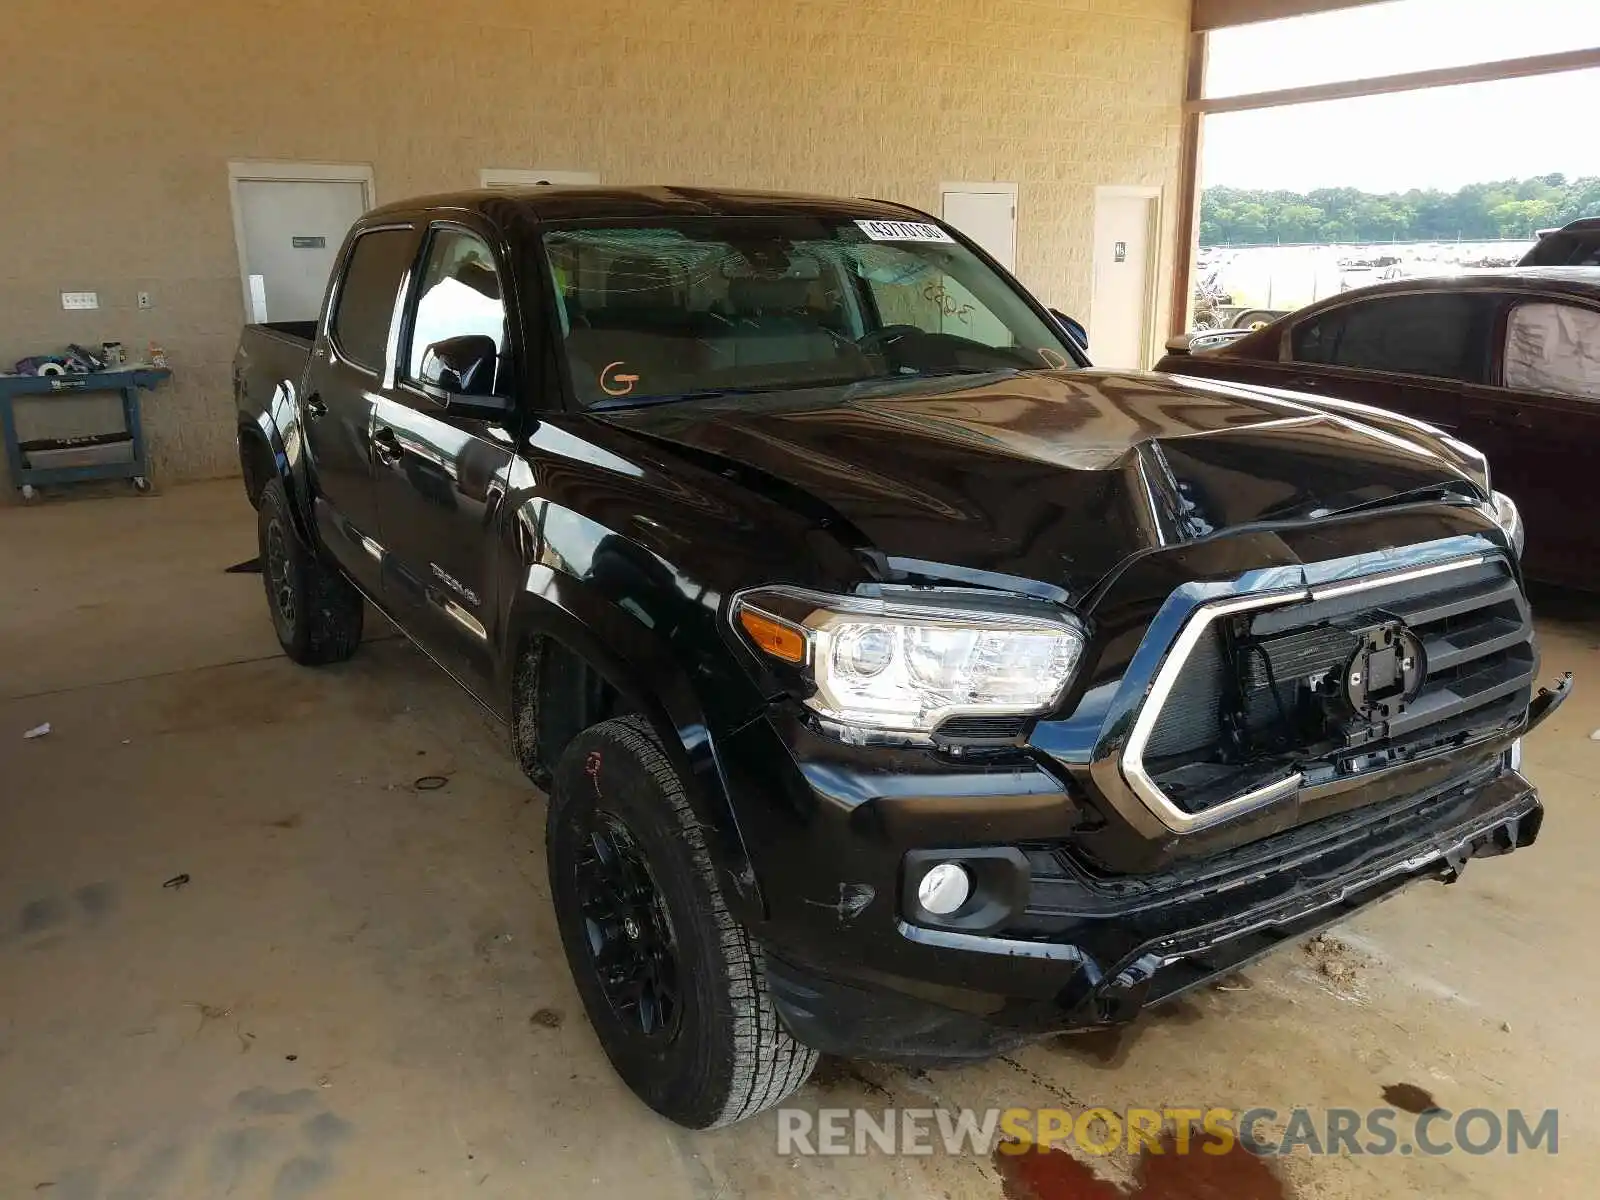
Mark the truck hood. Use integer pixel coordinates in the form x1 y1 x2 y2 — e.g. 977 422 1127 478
592 369 1484 599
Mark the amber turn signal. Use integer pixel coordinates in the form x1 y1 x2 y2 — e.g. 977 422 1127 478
739 608 807 663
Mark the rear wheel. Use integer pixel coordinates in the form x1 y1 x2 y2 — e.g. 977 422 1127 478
257 478 363 665
546 715 816 1127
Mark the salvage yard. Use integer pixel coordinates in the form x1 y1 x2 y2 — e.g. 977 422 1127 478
2 482 1597 1199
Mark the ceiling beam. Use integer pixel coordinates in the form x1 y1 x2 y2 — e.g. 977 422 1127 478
1189 45 1600 113
1192 0 1388 32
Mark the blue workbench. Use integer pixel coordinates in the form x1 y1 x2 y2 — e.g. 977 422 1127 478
0 366 169 499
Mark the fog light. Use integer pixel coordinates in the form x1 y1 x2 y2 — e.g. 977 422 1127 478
917 862 971 915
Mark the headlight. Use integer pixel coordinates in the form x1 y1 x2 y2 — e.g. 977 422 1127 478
731 587 1085 740
1492 490 1524 559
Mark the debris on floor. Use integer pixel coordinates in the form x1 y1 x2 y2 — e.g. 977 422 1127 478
162 873 191 890
22 722 51 739
1304 933 1365 988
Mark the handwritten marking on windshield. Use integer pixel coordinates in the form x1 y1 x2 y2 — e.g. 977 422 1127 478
922 281 975 325
600 361 640 396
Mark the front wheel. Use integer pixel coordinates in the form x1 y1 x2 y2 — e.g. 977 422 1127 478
546 716 816 1127
257 478 363 665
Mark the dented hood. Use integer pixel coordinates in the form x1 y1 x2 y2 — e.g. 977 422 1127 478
593 369 1484 598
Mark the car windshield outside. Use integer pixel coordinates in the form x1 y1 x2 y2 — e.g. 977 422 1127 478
539 216 1077 407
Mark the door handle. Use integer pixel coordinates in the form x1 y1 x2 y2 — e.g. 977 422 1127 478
372 426 404 465
304 392 328 419
1287 376 1322 389
1481 409 1532 431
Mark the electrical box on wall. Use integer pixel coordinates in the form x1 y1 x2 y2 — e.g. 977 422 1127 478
61 291 99 310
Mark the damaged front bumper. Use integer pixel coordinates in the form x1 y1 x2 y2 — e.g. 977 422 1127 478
762 764 1546 1064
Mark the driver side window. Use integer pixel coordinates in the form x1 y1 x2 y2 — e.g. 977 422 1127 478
407 227 509 396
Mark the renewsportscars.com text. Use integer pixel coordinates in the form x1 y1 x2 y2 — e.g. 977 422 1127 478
776 1105 1558 1158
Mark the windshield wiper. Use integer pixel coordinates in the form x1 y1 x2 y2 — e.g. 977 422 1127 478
587 367 1024 411
903 366 1024 379
588 386 776 412
1315 480 1482 519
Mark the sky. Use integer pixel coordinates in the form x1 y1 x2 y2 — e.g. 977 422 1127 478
1202 0 1600 194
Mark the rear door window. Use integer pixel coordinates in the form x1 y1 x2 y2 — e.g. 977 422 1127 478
1290 293 1496 384
1504 301 1600 400
330 229 415 373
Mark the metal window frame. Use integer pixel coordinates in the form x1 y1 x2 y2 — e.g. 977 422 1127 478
1170 1 1600 337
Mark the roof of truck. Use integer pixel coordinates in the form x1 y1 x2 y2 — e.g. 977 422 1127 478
366 186 931 224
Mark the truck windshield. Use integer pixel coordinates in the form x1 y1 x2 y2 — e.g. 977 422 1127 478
539 217 1077 407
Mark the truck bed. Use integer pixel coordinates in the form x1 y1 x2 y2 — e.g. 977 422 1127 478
250 320 317 347
234 321 319 505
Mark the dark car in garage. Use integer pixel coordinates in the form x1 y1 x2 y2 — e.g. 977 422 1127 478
1157 270 1600 590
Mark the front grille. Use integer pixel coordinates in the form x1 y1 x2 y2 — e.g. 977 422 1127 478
1140 556 1533 818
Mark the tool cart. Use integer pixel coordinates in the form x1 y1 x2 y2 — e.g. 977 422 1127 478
0 367 170 500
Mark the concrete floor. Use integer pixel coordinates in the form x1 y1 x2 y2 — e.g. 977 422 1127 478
2 480 1597 1200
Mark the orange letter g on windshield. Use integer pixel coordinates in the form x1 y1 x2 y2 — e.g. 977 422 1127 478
600 361 640 396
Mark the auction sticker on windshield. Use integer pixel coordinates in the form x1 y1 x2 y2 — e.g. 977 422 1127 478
855 220 954 244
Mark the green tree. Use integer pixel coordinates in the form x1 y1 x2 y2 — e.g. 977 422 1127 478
1200 176 1600 245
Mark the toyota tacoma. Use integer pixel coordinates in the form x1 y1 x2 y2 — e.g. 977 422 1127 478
235 187 1569 1128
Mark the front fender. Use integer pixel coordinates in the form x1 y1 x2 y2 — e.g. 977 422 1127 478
505 563 767 923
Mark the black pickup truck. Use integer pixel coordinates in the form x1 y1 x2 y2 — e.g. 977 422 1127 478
236 187 1568 1129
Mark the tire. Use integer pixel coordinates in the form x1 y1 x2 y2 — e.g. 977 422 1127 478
546 715 816 1127
257 478 363 665
1232 309 1277 330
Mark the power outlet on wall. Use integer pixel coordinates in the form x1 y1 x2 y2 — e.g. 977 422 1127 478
137 291 153 309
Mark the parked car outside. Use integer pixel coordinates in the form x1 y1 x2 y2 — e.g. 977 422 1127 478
1158 269 1600 590
236 188 1565 1128
1520 218 1600 267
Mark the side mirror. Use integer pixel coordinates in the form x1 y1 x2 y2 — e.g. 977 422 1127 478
418 334 511 419
1050 309 1088 351
1170 328 1251 356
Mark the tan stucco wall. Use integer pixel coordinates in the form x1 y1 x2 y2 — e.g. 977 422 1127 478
3 0 1186 490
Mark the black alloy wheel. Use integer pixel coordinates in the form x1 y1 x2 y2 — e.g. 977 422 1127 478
573 808 682 1040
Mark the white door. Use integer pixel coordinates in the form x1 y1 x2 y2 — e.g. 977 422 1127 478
1090 188 1159 369
941 185 1018 347
941 185 1017 272
235 179 369 322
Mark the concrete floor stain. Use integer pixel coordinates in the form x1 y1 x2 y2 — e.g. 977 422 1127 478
1381 1083 1441 1114
994 1131 1288 1200
529 1007 564 1029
